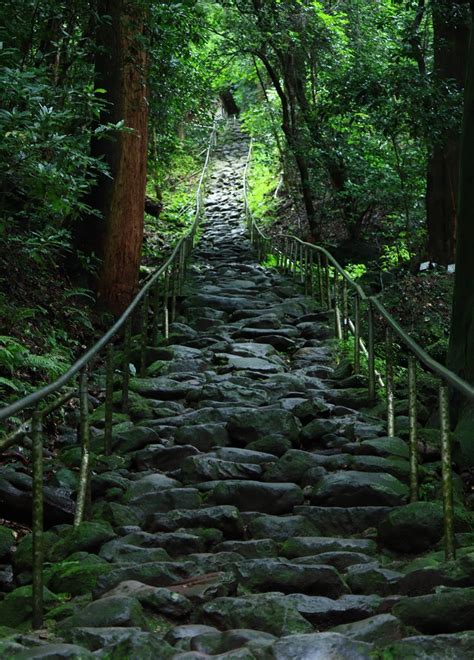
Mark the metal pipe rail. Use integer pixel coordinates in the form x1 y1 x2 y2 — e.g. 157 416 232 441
0 120 219 628
244 138 474 563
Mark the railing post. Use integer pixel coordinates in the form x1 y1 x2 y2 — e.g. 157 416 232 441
354 294 361 374
308 250 314 296
342 280 349 341
325 257 331 310
139 290 149 377
75 368 91 527
104 343 114 456
386 327 396 437
179 242 186 293
299 244 304 283
368 302 376 401
408 356 418 502
440 383 455 560
151 283 161 346
317 253 323 305
171 265 177 323
163 269 170 339
334 274 342 339
122 317 132 413
31 409 44 629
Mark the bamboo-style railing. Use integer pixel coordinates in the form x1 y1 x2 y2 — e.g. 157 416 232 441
244 139 474 564
0 121 218 628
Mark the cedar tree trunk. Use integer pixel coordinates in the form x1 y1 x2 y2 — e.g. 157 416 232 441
90 0 148 314
427 1 470 264
448 7 474 464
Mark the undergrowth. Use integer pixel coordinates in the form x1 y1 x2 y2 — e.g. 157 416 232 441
0 122 213 408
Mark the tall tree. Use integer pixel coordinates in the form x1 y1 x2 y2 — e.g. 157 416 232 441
427 0 470 264
448 4 474 462
88 0 149 314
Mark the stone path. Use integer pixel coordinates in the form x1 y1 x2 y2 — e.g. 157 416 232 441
2 124 474 658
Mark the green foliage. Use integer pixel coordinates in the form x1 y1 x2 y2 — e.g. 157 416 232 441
0 335 70 400
344 263 367 280
246 145 280 224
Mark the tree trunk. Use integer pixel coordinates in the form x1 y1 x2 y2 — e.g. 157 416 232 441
88 0 148 314
448 8 474 464
257 52 319 240
220 88 240 116
427 1 470 264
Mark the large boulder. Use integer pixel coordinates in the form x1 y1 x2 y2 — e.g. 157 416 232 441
233 559 348 597
227 409 301 447
210 480 304 514
311 471 409 507
378 502 473 553
393 588 474 634
59 596 149 630
269 632 372 660
199 594 313 636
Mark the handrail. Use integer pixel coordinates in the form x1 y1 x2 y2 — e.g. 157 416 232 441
0 122 217 424
0 119 219 629
244 137 473 563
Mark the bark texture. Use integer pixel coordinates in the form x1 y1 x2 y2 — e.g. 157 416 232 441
90 0 148 314
448 9 474 464
427 1 470 264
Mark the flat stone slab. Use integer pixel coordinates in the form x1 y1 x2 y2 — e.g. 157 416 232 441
285 594 382 627
148 505 244 538
199 594 314 636
247 514 319 541
180 455 263 483
379 631 474 659
210 480 304 514
311 472 409 507
294 506 391 535
393 588 474 634
281 537 377 558
233 559 348 597
270 632 372 660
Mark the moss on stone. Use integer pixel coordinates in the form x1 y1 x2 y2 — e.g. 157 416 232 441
0 585 58 627
91 501 142 528
48 521 116 562
0 526 14 560
46 555 114 596
13 530 58 572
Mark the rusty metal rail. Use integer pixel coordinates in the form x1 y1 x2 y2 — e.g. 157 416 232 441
244 138 474 563
0 121 218 628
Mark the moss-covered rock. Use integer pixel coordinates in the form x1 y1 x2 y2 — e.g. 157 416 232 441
48 522 116 562
0 585 58 627
13 529 59 572
58 447 98 469
354 437 409 459
311 470 409 507
101 632 176 659
246 436 292 457
46 553 114 596
59 596 150 631
199 594 314 636
90 390 153 425
50 468 79 492
393 587 474 633
0 526 14 560
378 502 473 553
91 501 142 528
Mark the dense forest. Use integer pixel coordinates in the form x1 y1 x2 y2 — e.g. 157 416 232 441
2 0 474 656
1 1 474 397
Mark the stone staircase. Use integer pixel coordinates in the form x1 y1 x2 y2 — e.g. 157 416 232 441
2 123 474 658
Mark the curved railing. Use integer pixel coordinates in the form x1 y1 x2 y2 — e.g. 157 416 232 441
0 120 218 627
244 139 474 562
